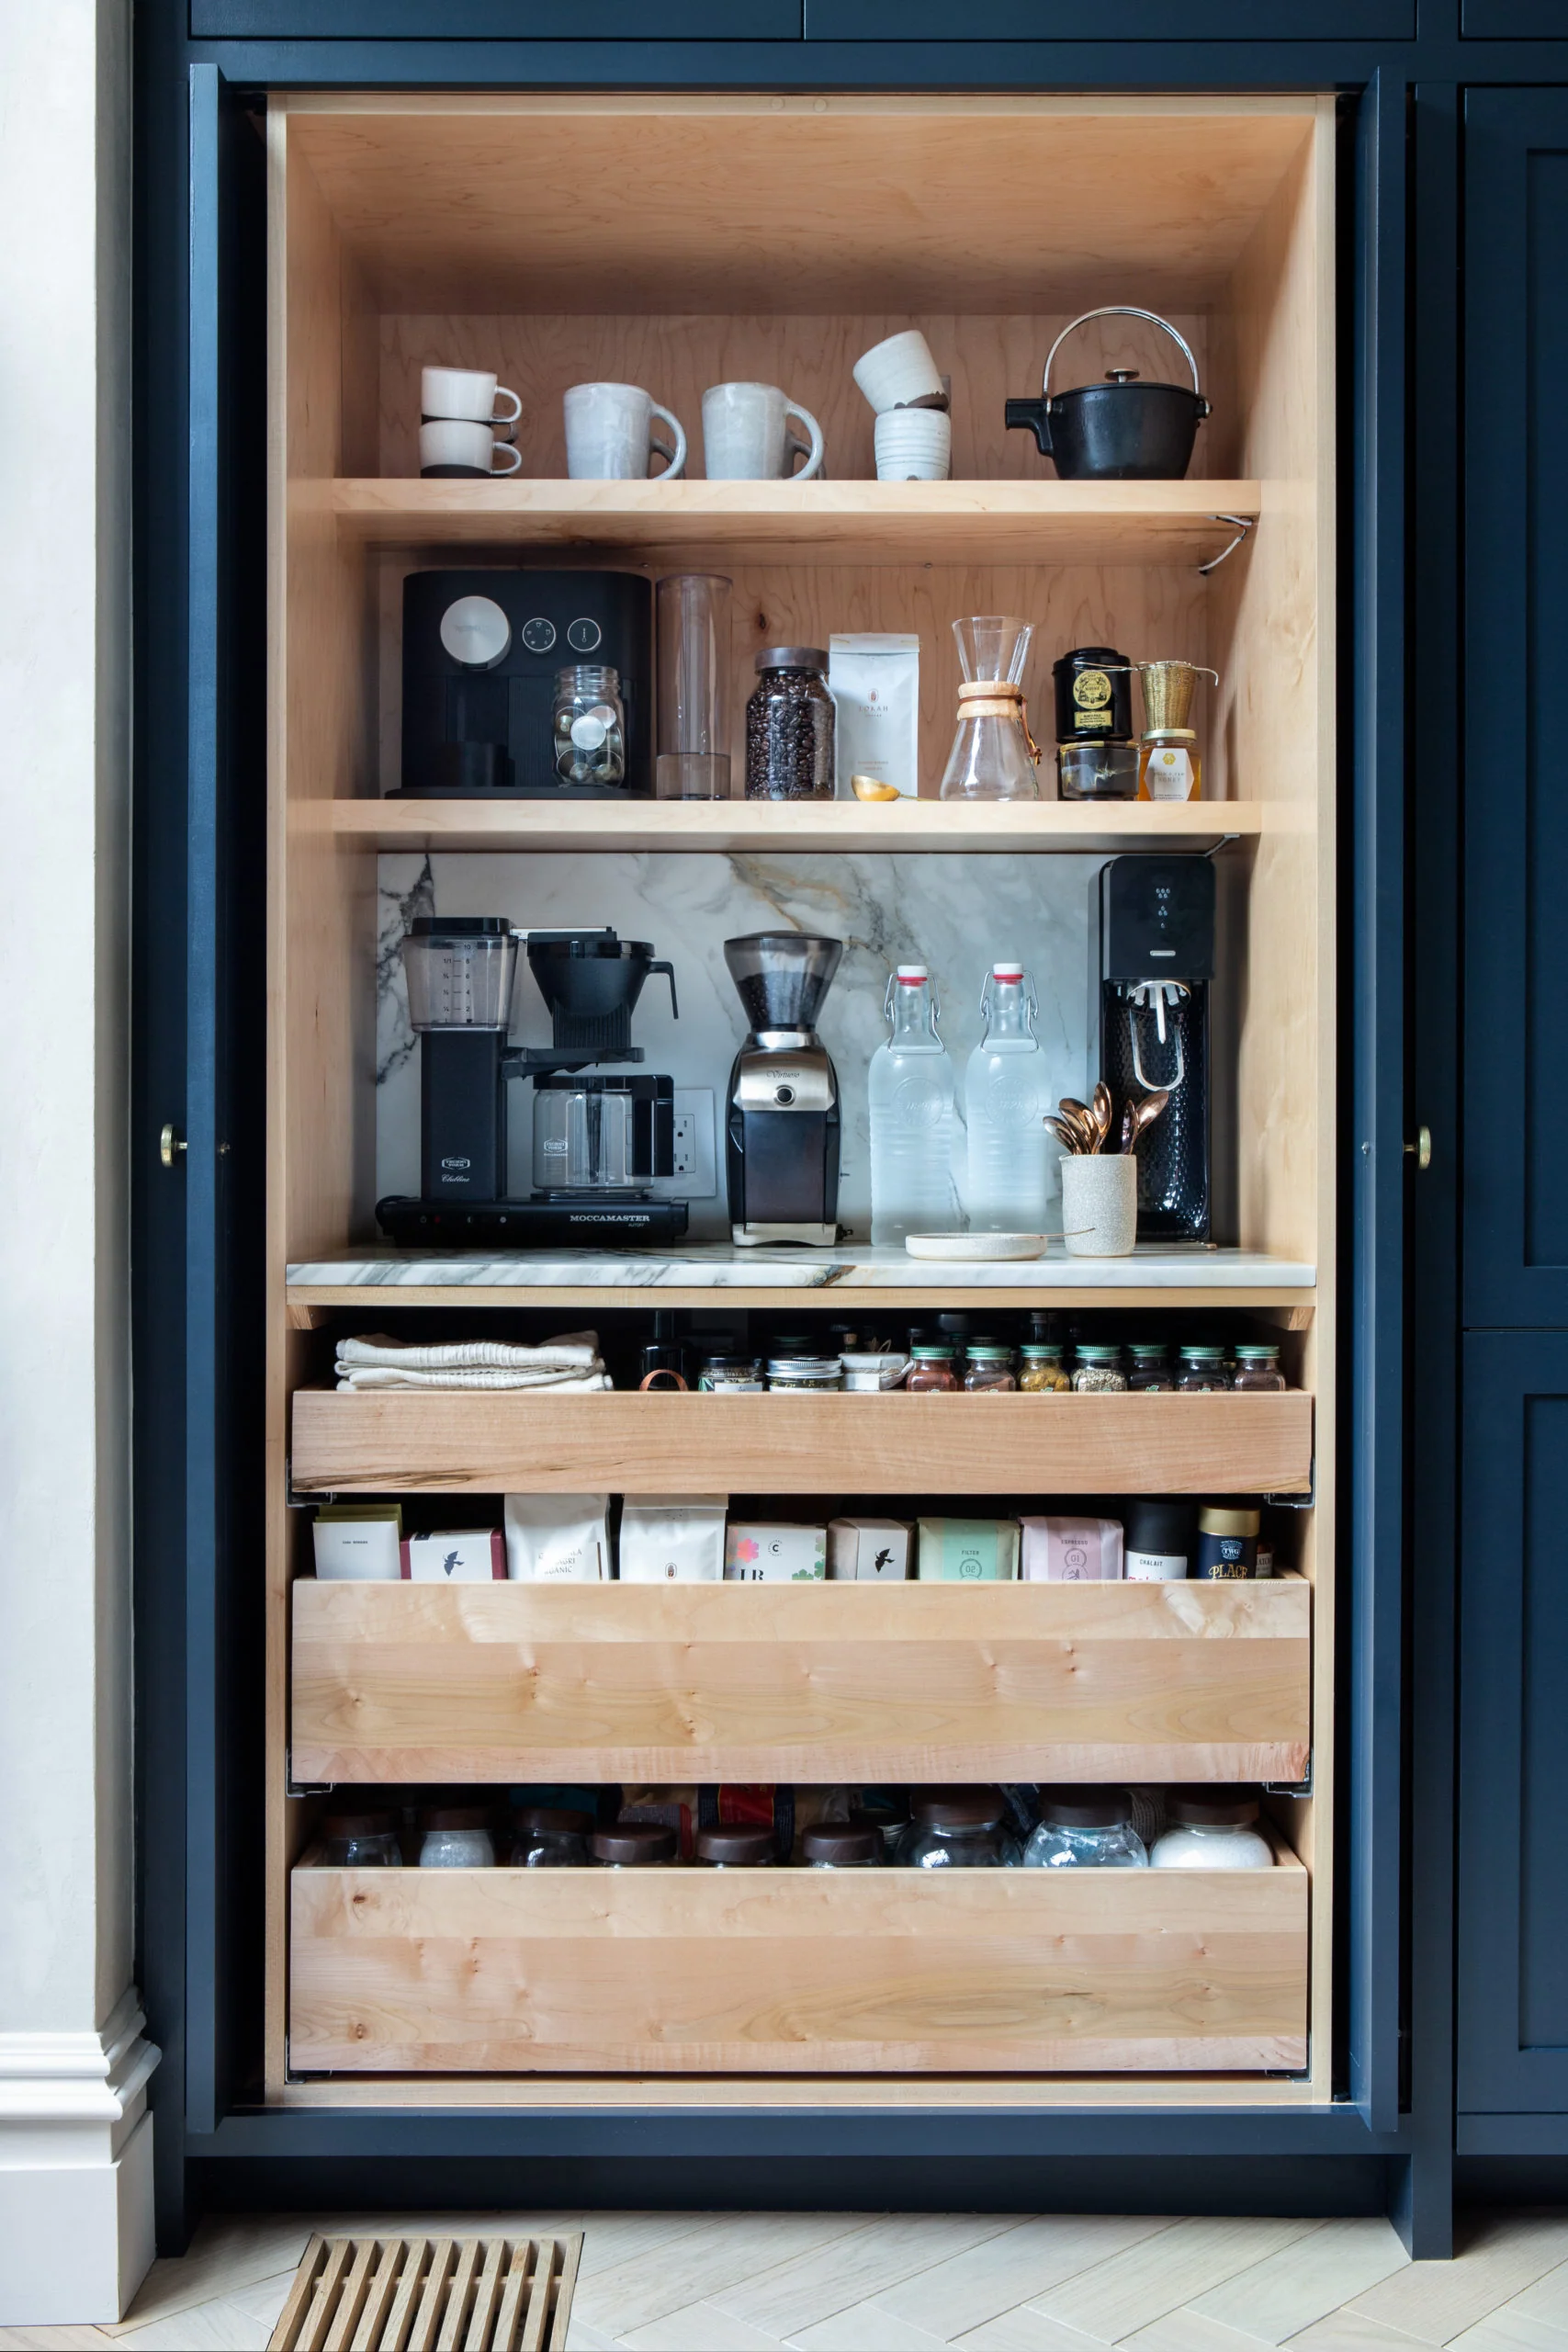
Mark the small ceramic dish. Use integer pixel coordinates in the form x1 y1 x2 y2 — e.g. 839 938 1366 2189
903 1233 1047 1261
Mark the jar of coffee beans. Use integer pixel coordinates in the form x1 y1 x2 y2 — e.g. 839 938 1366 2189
746 646 835 800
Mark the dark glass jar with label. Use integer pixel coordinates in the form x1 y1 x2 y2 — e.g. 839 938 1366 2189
746 646 835 801
1194 1504 1260 1579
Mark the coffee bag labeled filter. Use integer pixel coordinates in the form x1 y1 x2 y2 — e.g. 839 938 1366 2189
618 1497 728 1582
916 1517 1021 1581
829 634 919 798
503 1493 609 1582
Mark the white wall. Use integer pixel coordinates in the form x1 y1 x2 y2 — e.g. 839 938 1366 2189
0 0 154 2322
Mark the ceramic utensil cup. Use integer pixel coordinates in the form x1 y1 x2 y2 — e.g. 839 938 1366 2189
853 329 946 413
702 382 825 481
419 419 525 478
1060 1152 1138 1257
421 365 522 427
874 408 952 481
564 381 687 480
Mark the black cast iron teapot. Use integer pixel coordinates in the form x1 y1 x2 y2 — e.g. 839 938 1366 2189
1006 305 1210 481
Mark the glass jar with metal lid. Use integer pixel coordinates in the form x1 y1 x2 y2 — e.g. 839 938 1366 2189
511 1806 592 1868
1232 1343 1287 1392
1177 1344 1231 1392
1072 1342 1127 1394
1019 1342 1070 1393
898 1788 1010 1868
746 646 835 801
963 1342 1018 1394
694 1825 777 1868
907 1343 960 1394
765 1353 842 1391
320 1811 401 1868
698 1351 765 1392
551 662 627 786
1150 1787 1273 1870
1022 1786 1148 1869
1126 1342 1175 1392
802 1822 883 1868
592 1822 678 1867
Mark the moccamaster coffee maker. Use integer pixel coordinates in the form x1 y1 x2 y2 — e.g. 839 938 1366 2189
1089 856 1235 1244
376 919 689 1246
396 569 654 797
724 933 844 1247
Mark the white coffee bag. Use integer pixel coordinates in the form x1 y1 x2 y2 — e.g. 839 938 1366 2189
618 1497 728 1583
829 634 920 798
503 1493 609 1582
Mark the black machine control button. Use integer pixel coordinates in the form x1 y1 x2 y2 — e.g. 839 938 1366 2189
521 615 558 654
567 616 604 653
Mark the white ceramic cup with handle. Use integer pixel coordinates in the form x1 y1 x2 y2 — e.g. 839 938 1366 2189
563 381 687 480
853 329 946 413
419 418 525 478
421 364 523 427
874 407 952 481
702 381 825 481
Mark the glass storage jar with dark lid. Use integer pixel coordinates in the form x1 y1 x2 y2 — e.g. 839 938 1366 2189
1150 1787 1273 1869
802 1822 883 1868
592 1821 678 1867
1022 1786 1147 1869
899 1788 1009 1868
694 1825 777 1867
1072 1342 1127 1393
1232 1343 1287 1392
1177 1344 1231 1391
416 1806 496 1868
511 1805 592 1868
746 646 835 801
320 1810 400 1867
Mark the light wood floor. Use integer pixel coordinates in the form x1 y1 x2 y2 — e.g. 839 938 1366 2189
6 2207 1568 2351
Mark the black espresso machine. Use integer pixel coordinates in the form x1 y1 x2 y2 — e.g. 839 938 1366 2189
395 569 654 797
1089 855 1237 1245
376 920 690 1247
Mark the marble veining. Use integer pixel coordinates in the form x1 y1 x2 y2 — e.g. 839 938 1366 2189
377 848 1095 1241
287 1245 1315 1292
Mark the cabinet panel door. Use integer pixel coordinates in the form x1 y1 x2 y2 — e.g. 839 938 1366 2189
1459 1335 1568 2112
1463 92 1568 1326
804 0 1411 31
191 1 800 32
1463 2 1568 30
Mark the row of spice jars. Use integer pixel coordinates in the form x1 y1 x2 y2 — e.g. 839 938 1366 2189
908 1339 1288 1393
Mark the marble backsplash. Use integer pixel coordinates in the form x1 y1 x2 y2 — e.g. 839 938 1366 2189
377 851 1100 1241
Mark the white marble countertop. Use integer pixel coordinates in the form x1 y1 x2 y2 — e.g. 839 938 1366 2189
287 1244 1315 1293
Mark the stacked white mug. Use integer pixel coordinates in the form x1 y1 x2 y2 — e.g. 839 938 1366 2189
419 365 523 478
852 329 952 481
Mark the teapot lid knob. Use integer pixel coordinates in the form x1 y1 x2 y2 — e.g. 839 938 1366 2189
1106 368 1140 383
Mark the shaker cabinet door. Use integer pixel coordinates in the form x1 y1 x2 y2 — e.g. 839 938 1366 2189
1458 1335 1568 2113
1462 91 1568 1328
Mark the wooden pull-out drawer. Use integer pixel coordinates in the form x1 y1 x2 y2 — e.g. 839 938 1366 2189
289 1387 1314 1498
290 1577 1311 1785
288 1849 1308 2076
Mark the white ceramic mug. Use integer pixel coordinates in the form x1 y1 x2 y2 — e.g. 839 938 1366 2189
1060 1153 1138 1258
702 381 825 481
421 364 522 427
563 381 686 481
419 418 524 478
853 329 946 413
874 407 952 481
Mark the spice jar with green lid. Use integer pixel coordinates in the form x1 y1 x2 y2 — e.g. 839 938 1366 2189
963 1342 1017 1394
1019 1342 1070 1393
1072 1342 1127 1393
907 1343 960 1394
1177 1344 1231 1392
1233 1343 1287 1392
1127 1342 1175 1392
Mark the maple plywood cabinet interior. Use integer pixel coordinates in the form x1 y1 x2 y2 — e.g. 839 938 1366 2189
267 92 1336 2105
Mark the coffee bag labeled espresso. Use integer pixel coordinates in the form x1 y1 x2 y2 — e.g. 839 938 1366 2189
829 634 919 798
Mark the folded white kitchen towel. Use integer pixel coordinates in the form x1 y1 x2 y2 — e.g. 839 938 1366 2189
333 1329 609 1391
336 1365 613 1392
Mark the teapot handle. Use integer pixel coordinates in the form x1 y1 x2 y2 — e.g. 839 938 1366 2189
1042 306 1204 402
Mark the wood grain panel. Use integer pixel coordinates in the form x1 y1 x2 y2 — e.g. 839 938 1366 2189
289 1576 1312 1785
288 1853 1309 2075
289 1386 1314 1497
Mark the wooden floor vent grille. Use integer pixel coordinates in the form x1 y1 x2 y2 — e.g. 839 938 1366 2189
266 2232 581 2352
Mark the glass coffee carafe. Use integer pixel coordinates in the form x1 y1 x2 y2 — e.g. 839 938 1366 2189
939 616 1041 801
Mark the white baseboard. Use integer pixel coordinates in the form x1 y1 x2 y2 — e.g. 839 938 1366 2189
0 1989 159 2324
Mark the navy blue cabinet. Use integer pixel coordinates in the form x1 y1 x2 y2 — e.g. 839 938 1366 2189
1459 1335 1568 2113
1463 91 1568 1329
191 1 800 32
1463 2 1568 30
805 0 1411 28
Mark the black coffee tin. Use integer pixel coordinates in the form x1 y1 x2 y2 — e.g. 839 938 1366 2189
1054 646 1134 744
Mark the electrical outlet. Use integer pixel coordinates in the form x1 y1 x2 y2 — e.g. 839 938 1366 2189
648 1089 717 1198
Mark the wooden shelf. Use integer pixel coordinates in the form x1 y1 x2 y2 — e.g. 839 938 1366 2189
321 477 1262 568
310 795 1262 858
289 1842 1308 2076
289 1386 1314 1497
290 1575 1311 1787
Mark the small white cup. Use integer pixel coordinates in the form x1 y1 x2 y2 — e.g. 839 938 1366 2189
421 364 522 427
702 381 825 481
1060 1153 1138 1258
563 381 686 481
874 408 952 481
419 418 524 478
853 329 946 413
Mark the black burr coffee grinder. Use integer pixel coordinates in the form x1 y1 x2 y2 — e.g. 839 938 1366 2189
724 933 844 1247
376 918 690 1247
1089 856 1235 1245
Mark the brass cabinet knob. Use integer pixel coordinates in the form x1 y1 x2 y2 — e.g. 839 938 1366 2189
1404 1125 1432 1172
160 1123 187 1170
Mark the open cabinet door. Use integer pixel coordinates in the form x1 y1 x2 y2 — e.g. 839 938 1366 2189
135 62 267 2223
